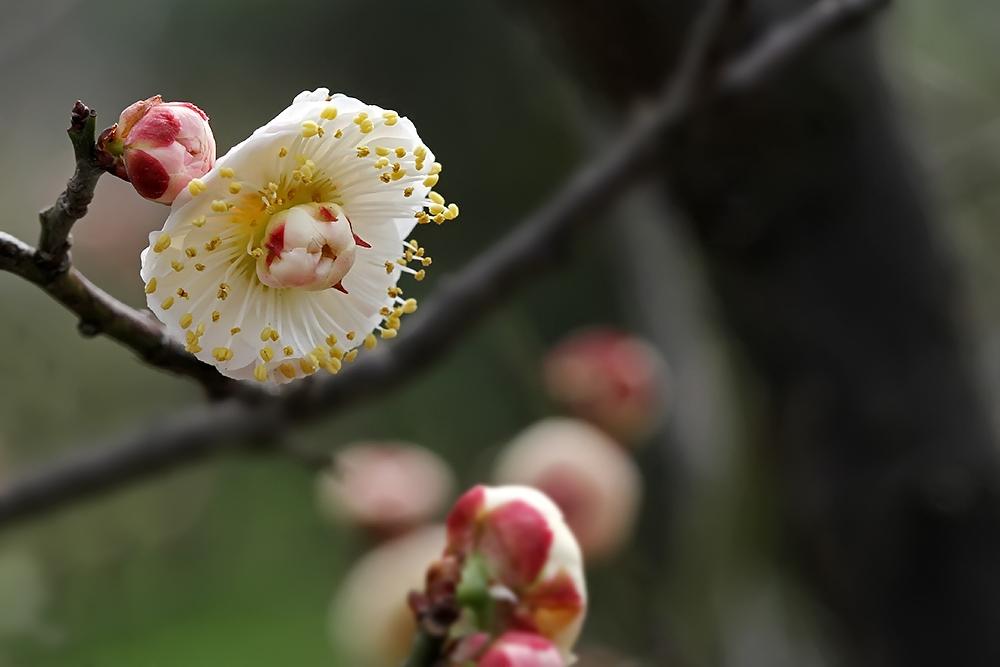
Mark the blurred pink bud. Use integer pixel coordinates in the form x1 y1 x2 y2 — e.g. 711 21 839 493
476 632 565 667
446 485 587 660
494 419 642 562
97 95 215 204
330 526 446 667
317 442 455 538
544 328 668 445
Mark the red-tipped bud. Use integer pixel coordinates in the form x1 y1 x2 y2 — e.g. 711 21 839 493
445 485 587 661
98 95 215 204
544 328 668 445
476 632 565 667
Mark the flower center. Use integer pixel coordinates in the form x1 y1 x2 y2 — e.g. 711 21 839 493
255 202 368 292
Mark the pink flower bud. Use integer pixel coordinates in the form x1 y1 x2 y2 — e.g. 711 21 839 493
317 442 455 539
493 419 642 562
98 95 215 204
544 328 668 445
445 485 587 660
256 202 369 291
476 632 565 667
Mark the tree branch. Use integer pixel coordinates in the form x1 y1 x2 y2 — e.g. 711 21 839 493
1 103 250 398
0 0 889 528
36 101 104 271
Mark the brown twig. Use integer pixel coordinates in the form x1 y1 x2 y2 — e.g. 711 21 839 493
36 101 104 271
0 0 889 528
1 102 249 397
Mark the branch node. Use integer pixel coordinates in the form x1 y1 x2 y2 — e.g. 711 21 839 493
77 320 101 338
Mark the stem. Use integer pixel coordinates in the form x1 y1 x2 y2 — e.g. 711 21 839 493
400 628 446 667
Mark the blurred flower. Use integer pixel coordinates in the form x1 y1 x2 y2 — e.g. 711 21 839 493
317 441 455 538
543 328 667 444
140 88 457 384
460 631 565 667
330 525 446 667
98 95 216 204
493 418 641 562
443 485 587 661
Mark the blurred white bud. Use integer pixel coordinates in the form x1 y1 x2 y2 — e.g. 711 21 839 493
317 442 455 538
329 526 446 667
493 418 642 562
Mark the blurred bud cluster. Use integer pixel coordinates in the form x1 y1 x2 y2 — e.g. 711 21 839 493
320 325 667 665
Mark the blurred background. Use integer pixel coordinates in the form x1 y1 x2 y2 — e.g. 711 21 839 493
0 0 998 665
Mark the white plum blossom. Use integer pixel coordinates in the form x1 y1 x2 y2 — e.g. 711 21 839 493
140 88 457 384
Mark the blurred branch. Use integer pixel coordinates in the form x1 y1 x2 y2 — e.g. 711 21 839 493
0 0 887 528
516 0 1000 663
0 101 245 397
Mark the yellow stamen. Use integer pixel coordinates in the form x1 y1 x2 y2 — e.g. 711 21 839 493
301 120 323 137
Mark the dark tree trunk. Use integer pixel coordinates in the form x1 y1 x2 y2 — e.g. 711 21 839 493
509 1 1000 665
